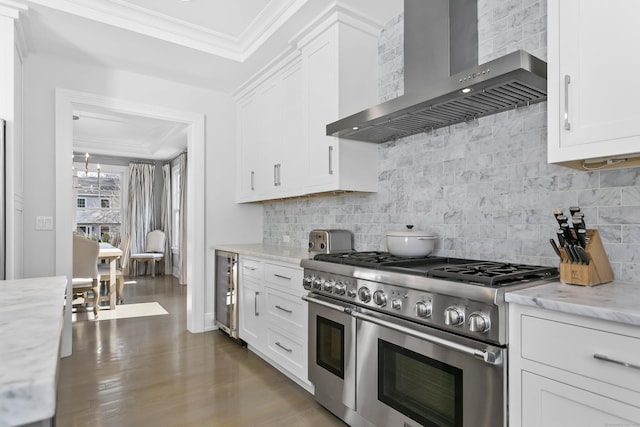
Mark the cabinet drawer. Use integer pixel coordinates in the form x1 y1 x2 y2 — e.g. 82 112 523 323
264 262 303 291
265 286 306 337
521 314 640 393
240 257 262 279
266 327 305 376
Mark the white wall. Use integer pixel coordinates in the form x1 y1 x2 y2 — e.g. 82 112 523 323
23 52 263 327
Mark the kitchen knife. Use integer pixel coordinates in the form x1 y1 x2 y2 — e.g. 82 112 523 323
577 228 588 248
557 229 566 247
569 206 581 216
553 210 564 226
556 215 569 228
560 222 576 245
564 244 577 262
575 246 590 265
549 239 562 259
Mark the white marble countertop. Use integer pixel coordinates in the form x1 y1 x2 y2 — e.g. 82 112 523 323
0 276 67 427
506 280 640 326
214 243 313 265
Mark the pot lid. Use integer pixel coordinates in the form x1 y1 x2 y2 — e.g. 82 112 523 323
386 225 436 238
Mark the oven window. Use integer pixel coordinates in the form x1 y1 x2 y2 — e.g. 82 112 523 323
378 340 463 427
316 316 344 379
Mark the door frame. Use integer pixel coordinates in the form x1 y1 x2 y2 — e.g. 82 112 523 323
55 88 206 356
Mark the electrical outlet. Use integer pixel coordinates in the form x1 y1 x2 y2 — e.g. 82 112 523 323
283 234 290 243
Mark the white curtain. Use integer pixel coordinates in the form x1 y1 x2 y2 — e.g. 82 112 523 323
161 164 172 275
125 162 155 274
178 153 187 285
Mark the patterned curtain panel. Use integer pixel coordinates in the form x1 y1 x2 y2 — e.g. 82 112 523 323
161 164 172 275
126 163 156 269
178 153 187 285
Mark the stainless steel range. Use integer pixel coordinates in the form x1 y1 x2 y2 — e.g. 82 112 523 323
301 252 558 427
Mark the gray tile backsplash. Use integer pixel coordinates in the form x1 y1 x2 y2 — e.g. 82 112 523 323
262 0 640 282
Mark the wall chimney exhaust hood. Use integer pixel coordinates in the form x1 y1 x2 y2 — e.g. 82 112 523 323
326 0 547 143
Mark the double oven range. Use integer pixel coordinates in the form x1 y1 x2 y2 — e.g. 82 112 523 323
301 252 558 427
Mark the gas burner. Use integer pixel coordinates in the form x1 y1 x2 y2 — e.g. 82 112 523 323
427 262 558 286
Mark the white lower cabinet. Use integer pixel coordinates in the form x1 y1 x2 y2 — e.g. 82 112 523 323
238 255 311 392
509 304 640 427
238 257 264 348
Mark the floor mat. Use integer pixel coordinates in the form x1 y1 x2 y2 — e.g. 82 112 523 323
73 302 168 321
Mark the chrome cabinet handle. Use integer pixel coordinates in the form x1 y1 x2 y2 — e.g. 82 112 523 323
273 164 278 186
277 164 281 186
274 274 291 280
243 266 256 271
250 171 255 191
254 291 260 316
275 342 293 353
275 305 292 314
351 310 503 366
564 74 571 131
594 353 640 371
328 146 334 175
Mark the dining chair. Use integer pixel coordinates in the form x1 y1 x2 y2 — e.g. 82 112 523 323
72 233 101 317
98 235 130 304
129 230 166 277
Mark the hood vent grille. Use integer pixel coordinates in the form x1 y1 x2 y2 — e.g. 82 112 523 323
337 77 546 143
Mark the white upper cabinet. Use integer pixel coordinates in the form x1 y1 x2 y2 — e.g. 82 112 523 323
300 22 379 194
236 59 304 202
235 11 379 203
548 0 640 170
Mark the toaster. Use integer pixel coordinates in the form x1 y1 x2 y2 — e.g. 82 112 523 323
308 229 353 254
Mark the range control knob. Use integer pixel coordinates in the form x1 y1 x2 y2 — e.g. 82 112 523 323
303 275 314 290
323 279 335 293
347 289 357 298
313 278 323 290
444 306 465 326
468 312 491 333
358 287 371 303
334 282 346 295
373 290 387 307
415 301 432 318
391 299 402 310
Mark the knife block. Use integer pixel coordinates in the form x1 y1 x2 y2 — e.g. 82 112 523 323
559 229 614 286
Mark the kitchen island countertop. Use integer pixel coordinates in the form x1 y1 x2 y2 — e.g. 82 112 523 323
506 280 640 327
213 243 313 265
0 276 67 427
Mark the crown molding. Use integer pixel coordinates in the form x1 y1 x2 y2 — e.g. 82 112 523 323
26 0 308 62
0 0 27 19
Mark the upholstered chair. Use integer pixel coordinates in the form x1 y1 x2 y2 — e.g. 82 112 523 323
72 233 101 317
129 230 166 277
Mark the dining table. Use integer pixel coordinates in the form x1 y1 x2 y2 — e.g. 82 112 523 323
98 242 123 309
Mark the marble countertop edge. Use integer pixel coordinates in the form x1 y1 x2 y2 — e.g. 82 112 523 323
506 280 640 327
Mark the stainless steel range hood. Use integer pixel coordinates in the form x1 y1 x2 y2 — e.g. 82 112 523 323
326 0 547 144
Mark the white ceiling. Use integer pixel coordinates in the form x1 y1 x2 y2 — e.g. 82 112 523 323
19 0 403 161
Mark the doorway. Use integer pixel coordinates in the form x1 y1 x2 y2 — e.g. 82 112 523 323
55 89 206 357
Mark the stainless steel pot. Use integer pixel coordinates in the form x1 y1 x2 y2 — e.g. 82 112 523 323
386 225 437 257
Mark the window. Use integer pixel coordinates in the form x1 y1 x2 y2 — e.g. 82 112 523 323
74 168 122 243
171 164 181 251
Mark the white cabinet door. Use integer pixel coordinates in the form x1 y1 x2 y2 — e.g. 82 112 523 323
275 61 305 196
239 277 264 349
303 30 339 189
237 96 261 200
521 371 640 427
548 0 640 167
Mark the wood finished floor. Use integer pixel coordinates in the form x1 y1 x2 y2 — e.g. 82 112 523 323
57 275 347 427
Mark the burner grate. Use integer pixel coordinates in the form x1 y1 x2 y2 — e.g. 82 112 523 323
427 262 558 286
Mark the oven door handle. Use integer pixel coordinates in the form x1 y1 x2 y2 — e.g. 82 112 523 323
351 311 503 366
302 294 353 314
